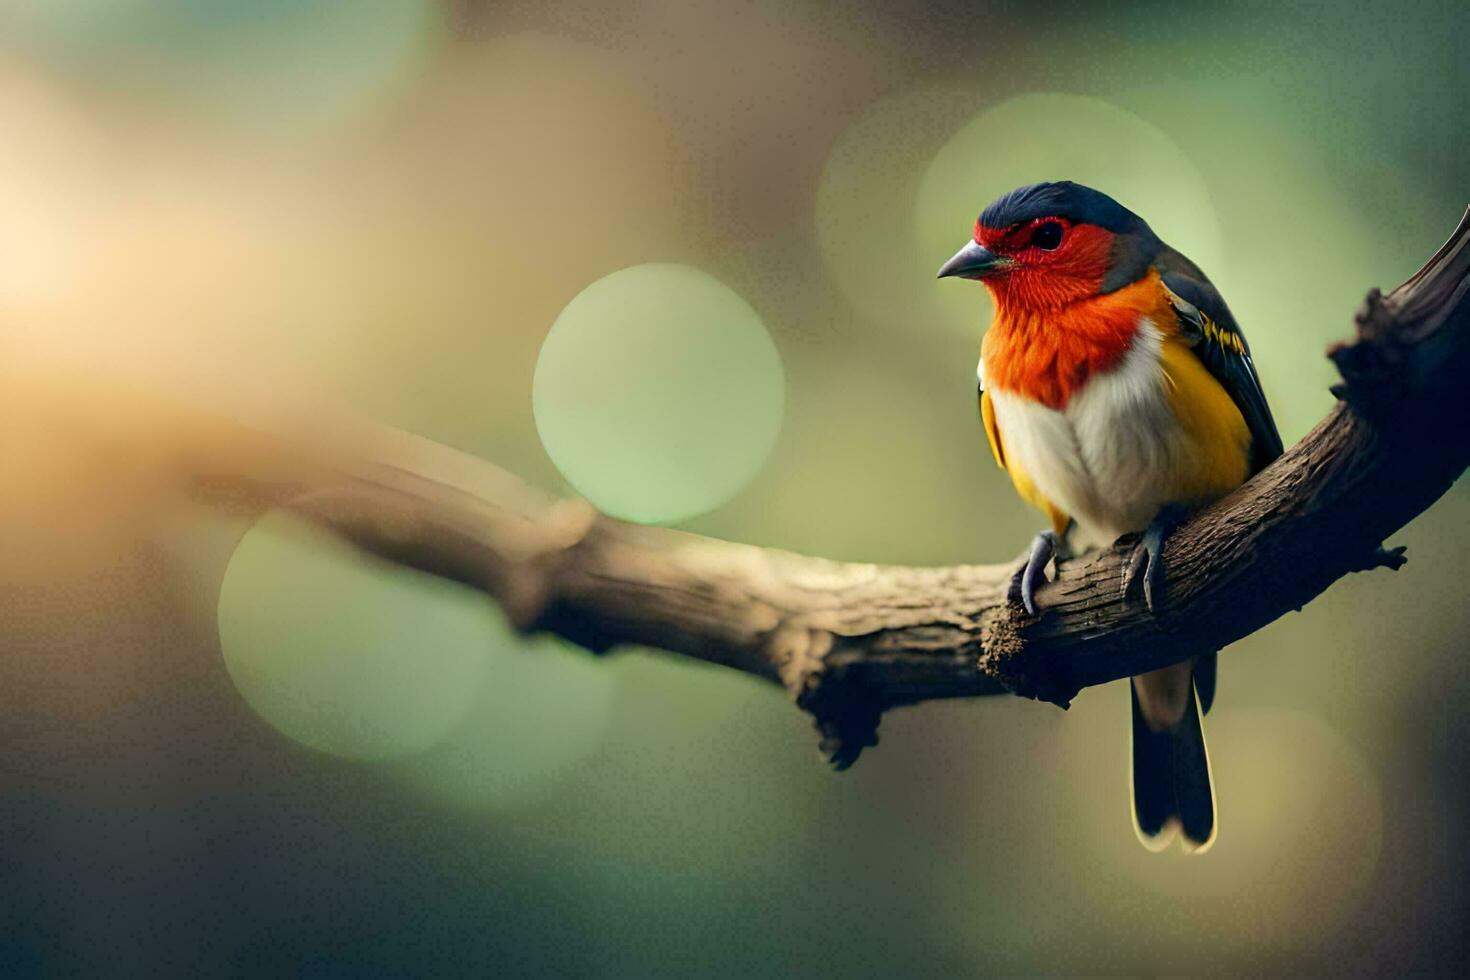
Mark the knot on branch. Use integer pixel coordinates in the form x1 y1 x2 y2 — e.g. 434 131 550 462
1332 210 1470 412
768 625 881 769
1330 287 1409 410
501 498 600 634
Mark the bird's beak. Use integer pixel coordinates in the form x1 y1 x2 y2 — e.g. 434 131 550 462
936 240 1010 280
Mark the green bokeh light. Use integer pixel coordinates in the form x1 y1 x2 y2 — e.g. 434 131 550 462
814 83 977 333
916 92 1224 341
217 510 493 760
533 263 785 524
8 2 1467 969
391 634 616 811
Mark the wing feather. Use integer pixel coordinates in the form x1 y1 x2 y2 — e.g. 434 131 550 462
1156 252 1284 474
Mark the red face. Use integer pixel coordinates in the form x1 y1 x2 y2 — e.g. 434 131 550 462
973 216 1116 310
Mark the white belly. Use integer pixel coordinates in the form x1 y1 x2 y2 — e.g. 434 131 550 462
983 321 1192 548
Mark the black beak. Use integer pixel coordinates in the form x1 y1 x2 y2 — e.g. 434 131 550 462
936 240 1009 280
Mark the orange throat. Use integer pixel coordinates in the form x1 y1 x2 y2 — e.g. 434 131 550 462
981 271 1169 409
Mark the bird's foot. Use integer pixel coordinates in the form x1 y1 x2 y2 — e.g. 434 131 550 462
1009 529 1059 617
1122 504 1189 613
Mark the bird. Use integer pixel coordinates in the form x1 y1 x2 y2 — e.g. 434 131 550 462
937 181 1282 853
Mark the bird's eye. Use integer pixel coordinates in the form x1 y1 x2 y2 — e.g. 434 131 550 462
1031 221 1064 250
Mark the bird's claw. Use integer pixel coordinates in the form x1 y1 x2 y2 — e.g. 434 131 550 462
1123 537 1163 612
1122 505 1187 613
1010 530 1058 617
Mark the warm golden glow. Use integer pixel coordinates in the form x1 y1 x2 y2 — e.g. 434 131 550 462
0 2 1464 973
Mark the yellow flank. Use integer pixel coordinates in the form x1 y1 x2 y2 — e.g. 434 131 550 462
979 389 1005 468
981 390 1070 536
1158 334 1252 502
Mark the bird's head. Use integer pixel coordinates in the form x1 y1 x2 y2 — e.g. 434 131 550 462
937 181 1162 312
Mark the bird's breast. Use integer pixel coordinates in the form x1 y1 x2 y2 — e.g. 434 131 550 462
981 275 1161 410
984 317 1249 546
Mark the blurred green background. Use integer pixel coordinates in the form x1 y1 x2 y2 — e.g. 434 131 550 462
1 0 1467 974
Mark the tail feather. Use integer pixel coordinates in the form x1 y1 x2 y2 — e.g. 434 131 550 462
1194 652 1218 715
1130 676 1216 853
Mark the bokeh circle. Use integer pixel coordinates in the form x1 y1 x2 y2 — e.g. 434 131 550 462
533 263 784 524
814 83 978 333
390 634 616 811
217 510 493 760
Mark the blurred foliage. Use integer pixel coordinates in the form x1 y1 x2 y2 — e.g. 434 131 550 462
1 0 1467 975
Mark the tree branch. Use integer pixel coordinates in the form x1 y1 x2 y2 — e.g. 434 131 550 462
104 208 1470 767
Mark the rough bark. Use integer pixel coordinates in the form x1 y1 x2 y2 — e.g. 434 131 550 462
99 208 1470 767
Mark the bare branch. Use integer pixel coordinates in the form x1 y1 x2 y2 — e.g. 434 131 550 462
42 209 1470 768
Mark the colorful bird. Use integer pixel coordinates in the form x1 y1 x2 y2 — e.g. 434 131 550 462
938 181 1282 853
